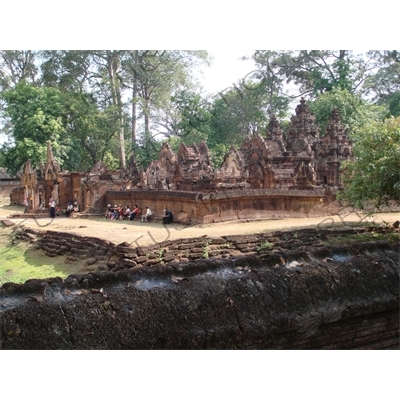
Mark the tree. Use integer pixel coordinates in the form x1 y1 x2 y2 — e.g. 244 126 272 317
387 91 400 117
309 87 387 134
170 90 211 142
209 82 271 146
339 117 400 209
39 50 128 169
92 50 127 169
122 50 210 168
0 51 38 91
63 92 121 170
252 50 373 99
1 82 73 174
39 50 93 93
363 50 400 106
250 50 291 117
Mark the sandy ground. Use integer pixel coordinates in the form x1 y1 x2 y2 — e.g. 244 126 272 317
1 199 399 247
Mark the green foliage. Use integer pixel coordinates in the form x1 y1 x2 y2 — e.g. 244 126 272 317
339 117 400 209
309 87 387 134
364 51 400 105
324 231 400 245
1 82 73 173
256 241 273 252
209 143 230 169
257 50 368 97
171 90 211 144
103 151 120 170
209 84 270 152
202 239 212 259
1 50 398 180
0 50 38 90
387 91 400 117
133 132 162 170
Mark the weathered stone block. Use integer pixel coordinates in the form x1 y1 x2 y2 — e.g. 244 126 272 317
135 256 148 264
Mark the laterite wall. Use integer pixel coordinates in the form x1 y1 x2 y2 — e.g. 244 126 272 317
1 227 398 349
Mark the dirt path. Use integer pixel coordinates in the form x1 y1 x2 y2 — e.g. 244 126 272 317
2 201 399 247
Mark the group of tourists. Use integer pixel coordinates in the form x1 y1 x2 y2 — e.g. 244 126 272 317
47 198 79 218
66 201 79 217
104 204 173 224
44 198 173 223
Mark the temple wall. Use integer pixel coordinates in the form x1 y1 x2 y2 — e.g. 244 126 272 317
105 189 338 224
1 179 22 202
1 227 398 349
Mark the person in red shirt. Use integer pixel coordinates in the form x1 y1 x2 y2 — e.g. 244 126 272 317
129 204 141 221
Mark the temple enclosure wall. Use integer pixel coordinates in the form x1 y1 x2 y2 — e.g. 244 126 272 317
1 227 398 349
0 179 22 201
106 189 339 224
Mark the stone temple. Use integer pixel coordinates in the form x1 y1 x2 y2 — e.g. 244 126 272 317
8 98 353 223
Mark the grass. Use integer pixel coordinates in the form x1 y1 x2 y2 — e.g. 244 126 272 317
324 231 400 245
0 240 85 286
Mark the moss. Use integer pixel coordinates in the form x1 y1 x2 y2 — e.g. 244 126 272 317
324 231 399 245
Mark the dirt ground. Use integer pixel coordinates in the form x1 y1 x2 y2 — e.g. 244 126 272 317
1 198 399 247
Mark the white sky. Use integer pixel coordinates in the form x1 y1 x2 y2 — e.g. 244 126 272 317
196 50 257 95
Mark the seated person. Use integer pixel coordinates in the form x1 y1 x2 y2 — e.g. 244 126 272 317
118 204 125 221
130 204 141 220
141 206 152 222
124 206 131 220
162 209 173 224
73 202 79 212
66 202 74 217
110 205 119 220
105 204 112 219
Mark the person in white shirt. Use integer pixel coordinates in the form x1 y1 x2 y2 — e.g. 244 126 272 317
49 198 56 218
141 206 152 222
124 206 131 220
66 202 74 217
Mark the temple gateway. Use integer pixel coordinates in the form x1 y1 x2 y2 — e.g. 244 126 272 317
10 99 352 223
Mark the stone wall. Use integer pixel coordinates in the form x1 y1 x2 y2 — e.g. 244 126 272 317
0 179 22 202
1 226 398 349
105 188 339 224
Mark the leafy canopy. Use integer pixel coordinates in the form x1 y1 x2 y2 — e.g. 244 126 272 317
339 117 400 209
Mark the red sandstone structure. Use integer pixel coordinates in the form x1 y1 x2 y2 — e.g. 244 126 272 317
9 99 352 223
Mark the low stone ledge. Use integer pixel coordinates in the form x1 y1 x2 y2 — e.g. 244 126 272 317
0 240 398 350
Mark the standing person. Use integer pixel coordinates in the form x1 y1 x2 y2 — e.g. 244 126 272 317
141 206 152 222
23 197 28 213
49 197 56 218
162 209 173 224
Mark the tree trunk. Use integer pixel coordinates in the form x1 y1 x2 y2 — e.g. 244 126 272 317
144 86 150 137
131 50 138 148
107 51 126 169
